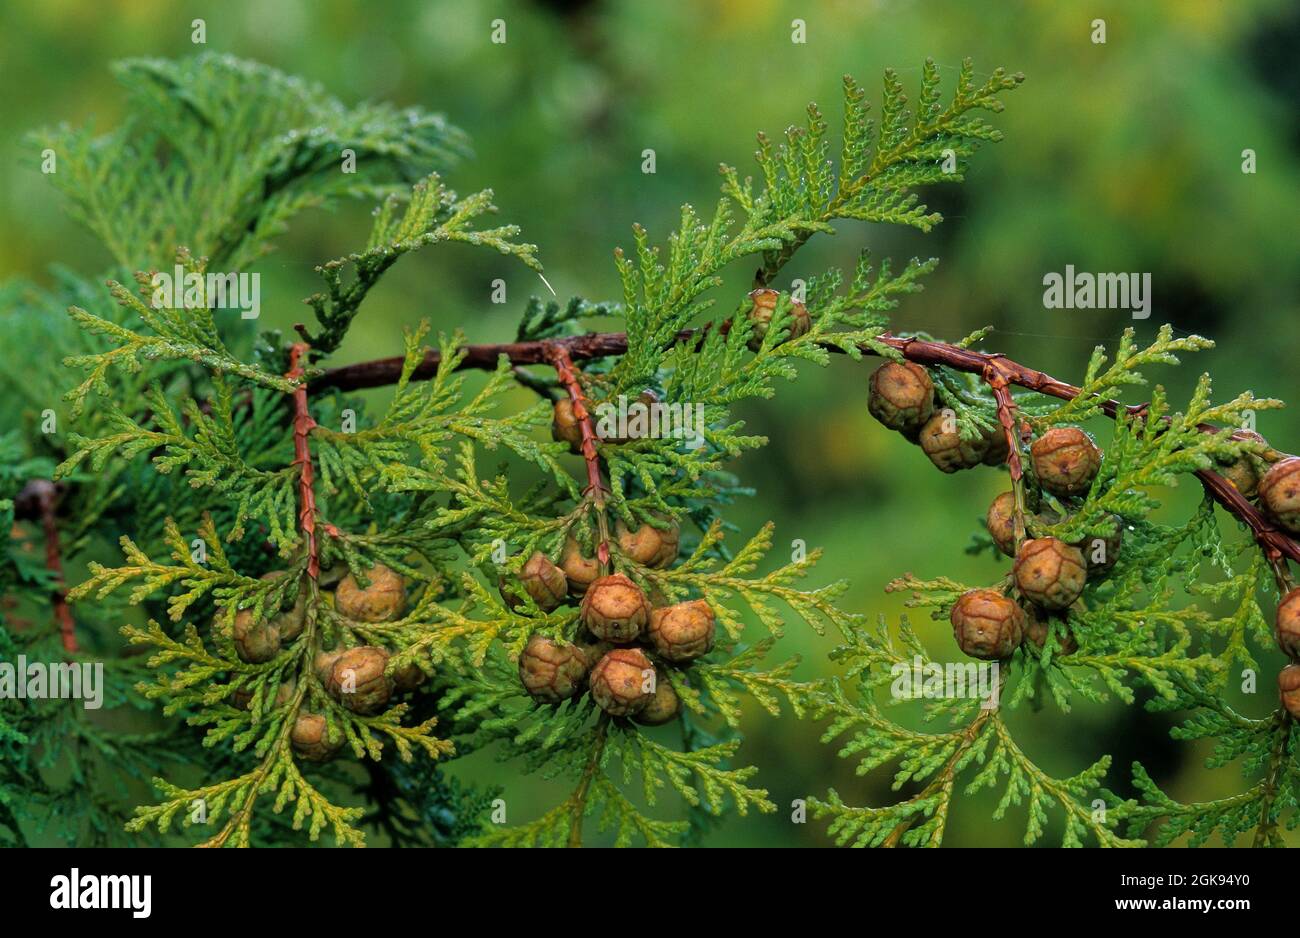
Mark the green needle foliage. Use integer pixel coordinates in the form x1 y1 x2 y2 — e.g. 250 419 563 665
5 51 1295 850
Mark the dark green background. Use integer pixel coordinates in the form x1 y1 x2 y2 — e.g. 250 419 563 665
2 0 1298 846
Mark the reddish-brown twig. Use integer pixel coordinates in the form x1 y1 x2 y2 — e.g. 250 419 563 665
19 479 78 652
315 322 1300 566
544 342 611 568
286 342 322 579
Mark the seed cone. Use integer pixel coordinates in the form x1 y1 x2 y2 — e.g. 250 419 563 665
634 671 681 726
337 564 407 623
580 574 651 643
1021 609 1077 655
918 414 987 472
232 608 280 663
1074 518 1123 574
260 570 307 641
950 589 1025 660
1277 587 1300 658
552 398 584 451
1030 427 1101 498
326 645 394 714
1014 537 1087 610
1260 457 1300 534
589 647 653 717
518 634 590 702
986 492 1018 557
291 711 342 763
867 361 934 432
646 599 716 662
745 288 811 351
502 551 568 611
1280 664 1300 719
616 515 680 568
559 537 600 596
1215 429 1266 498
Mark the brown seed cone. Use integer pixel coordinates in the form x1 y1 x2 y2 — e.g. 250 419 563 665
232 679 296 711
1277 587 1300 658
1215 429 1266 498
986 492 1018 557
314 647 346 686
646 599 716 662
745 288 811 351
867 361 934 432
326 645 394 714
918 414 988 473
392 661 427 693
950 589 1026 660
634 671 681 726
1260 457 1300 534
337 564 407 622
1021 609 1078 655
559 537 601 596
260 570 307 641
552 397 584 451
1280 664 1300 719
291 711 343 763
231 608 281 663
518 634 591 702
1073 518 1123 574
1030 427 1101 498
981 424 1011 467
580 574 651 643
599 389 661 443
589 647 653 717
1014 537 1088 610
616 515 680 568
502 551 568 611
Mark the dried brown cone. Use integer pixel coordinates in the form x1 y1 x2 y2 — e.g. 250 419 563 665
986 492 1018 557
291 711 343 763
580 573 651 643
589 647 653 717
559 536 600 596
616 515 680 568
231 608 281 663
981 424 1011 467
1073 518 1123 574
232 678 296 711
1280 664 1300 719
326 645 394 715
1030 427 1101 498
502 551 568 611
950 589 1025 660
1014 537 1087 610
551 398 584 451
634 671 681 726
745 288 811 351
918 413 988 473
867 361 934 433
600 389 661 443
392 660 427 693
259 570 307 642
1021 609 1077 655
1277 587 1300 658
337 564 407 622
518 634 591 702
646 599 716 663
1215 429 1267 498
313 647 346 686
1260 457 1300 535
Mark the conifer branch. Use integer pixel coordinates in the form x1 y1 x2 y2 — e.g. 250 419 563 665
286 341 322 579
544 343 611 568
317 323 1300 566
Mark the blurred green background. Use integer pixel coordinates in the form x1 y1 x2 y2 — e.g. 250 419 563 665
2 0 1298 846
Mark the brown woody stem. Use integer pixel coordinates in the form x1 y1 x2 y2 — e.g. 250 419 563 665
544 342 612 570
314 322 1300 567
23 479 78 652
287 341 322 580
